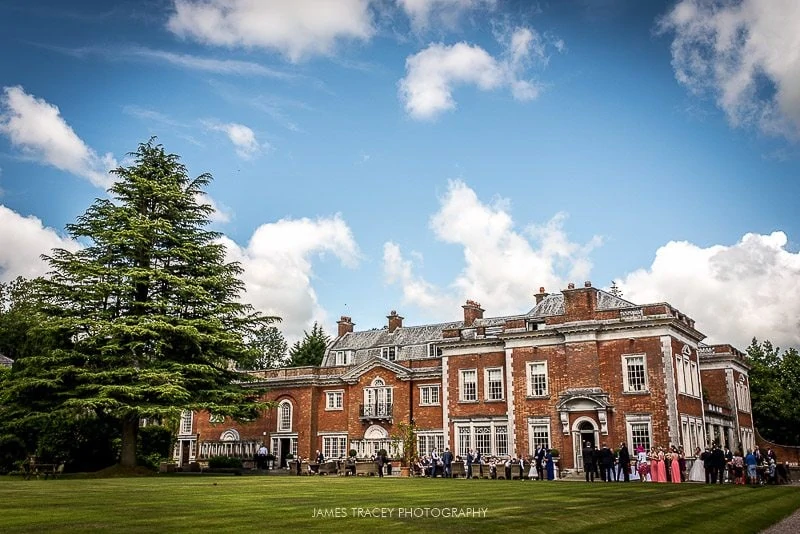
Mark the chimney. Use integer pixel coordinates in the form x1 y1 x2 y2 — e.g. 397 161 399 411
567 282 575 289
534 287 549 305
462 300 484 327
337 316 354 337
387 310 403 333
584 281 592 288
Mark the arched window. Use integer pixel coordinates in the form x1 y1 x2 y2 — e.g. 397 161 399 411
372 378 385 387
278 400 292 432
220 429 240 442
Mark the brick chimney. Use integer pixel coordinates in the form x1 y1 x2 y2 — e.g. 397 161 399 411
534 287 549 305
387 310 403 333
337 316 354 337
462 300 484 327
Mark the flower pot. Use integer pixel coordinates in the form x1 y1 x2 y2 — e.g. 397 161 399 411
400 466 411 477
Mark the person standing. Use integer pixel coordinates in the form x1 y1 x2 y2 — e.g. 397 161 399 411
442 448 454 478
535 445 546 481
618 442 631 482
711 445 725 484
600 444 614 482
256 444 269 470
545 449 555 481
376 451 385 478
582 441 595 482
475 450 483 478
670 446 682 483
466 448 474 479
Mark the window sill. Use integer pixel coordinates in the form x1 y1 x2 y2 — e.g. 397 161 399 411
484 399 505 403
324 407 344 411
419 403 441 407
622 391 650 396
458 400 479 404
525 395 550 400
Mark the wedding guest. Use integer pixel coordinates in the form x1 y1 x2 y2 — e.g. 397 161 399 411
618 442 631 482
649 447 661 483
670 446 681 483
545 448 555 480
582 441 595 482
636 446 650 482
688 447 705 482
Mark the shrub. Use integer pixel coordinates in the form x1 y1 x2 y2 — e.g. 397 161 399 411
549 448 560 457
348 449 357 458
208 456 243 469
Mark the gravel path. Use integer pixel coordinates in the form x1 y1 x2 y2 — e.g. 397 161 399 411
760 507 800 534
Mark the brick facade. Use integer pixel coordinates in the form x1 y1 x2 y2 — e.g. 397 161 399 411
180 283 754 471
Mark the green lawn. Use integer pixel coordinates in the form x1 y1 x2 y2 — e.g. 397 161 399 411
1 476 798 533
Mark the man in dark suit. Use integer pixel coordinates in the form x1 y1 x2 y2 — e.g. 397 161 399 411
582 442 595 482
701 447 712 483
618 442 631 482
535 445 546 481
711 445 725 484
466 448 474 479
376 451 385 478
600 444 615 482
442 448 454 478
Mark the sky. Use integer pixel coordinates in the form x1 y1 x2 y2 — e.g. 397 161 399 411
0 0 799 351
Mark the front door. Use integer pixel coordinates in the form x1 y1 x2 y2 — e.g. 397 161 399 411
573 420 598 472
280 438 291 467
180 441 190 466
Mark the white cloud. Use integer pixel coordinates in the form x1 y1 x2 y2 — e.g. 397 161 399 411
397 0 495 30
620 231 800 350
659 0 800 139
383 180 601 318
221 214 360 341
0 86 117 188
399 27 550 119
0 205 80 282
167 0 375 62
206 121 265 159
127 47 295 79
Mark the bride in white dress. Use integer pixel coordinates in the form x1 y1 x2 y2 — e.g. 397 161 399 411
688 447 706 482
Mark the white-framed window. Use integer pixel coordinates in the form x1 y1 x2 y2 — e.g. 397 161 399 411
689 361 699 396
622 354 648 392
459 369 478 402
427 343 442 358
736 377 751 413
419 385 440 406
528 417 551 454
676 356 686 393
453 419 509 458
322 435 348 459
278 400 292 432
626 414 652 452
485 367 504 401
417 432 445 457
325 390 343 410
180 411 193 435
333 351 351 365
527 361 548 397
740 427 754 452
680 415 704 454
380 346 397 361
363 378 393 416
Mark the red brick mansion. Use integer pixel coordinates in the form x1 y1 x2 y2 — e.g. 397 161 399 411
176 282 754 472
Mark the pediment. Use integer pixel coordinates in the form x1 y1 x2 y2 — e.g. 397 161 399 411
340 356 410 384
555 388 613 412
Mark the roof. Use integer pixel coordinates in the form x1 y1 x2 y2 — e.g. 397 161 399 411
0 354 13 367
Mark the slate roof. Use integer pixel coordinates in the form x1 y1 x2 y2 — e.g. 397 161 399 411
323 288 639 367
0 353 13 368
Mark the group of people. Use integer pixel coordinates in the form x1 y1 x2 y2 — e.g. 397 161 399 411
688 445 787 485
413 445 558 480
582 442 635 482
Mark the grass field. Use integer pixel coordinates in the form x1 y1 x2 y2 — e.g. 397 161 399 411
1 475 799 533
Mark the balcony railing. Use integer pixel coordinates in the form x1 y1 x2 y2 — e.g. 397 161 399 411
359 403 393 419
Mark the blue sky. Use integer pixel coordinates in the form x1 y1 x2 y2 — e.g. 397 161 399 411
1 0 798 349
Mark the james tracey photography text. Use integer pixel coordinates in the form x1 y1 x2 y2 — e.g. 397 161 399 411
312 507 489 519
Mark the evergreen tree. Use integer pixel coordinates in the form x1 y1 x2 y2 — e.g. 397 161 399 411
3 140 276 467
747 338 800 445
240 325 289 370
288 322 330 367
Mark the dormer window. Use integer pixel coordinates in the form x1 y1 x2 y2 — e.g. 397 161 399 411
381 346 397 361
427 343 442 358
333 350 351 365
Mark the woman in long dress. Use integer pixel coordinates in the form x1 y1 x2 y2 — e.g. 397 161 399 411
670 447 682 483
688 447 705 482
545 449 555 480
656 448 668 483
649 447 660 482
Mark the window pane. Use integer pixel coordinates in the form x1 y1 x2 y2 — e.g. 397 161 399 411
626 356 646 392
529 362 548 396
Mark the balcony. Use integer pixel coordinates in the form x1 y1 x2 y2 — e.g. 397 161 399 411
359 403 393 421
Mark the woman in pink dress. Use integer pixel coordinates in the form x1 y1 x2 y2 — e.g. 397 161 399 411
656 448 668 483
670 446 682 483
649 447 660 482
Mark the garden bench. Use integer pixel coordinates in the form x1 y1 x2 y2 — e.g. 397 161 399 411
24 463 64 480
355 462 378 476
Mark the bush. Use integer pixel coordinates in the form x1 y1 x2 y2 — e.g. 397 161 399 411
208 456 244 469
348 449 357 458
549 448 560 457
0 434 26 474
137 425 173 470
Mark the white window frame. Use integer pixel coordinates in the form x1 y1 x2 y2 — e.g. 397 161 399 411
689 361 699 396
380 346 397 361
417 432 445 457
278 400 293 432
325 390 344 411
528 417 551 454
526 361 549 397
459 369 478 402
419 385 440 406
322 435 348 459
453 419 509 458
622 354 648 393
427 343 442 358
625 414 652 452
676 356 686 394
179 410 193 435
484 367 504 401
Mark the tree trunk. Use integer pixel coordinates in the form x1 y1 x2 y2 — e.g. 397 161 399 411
120 415 139 468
